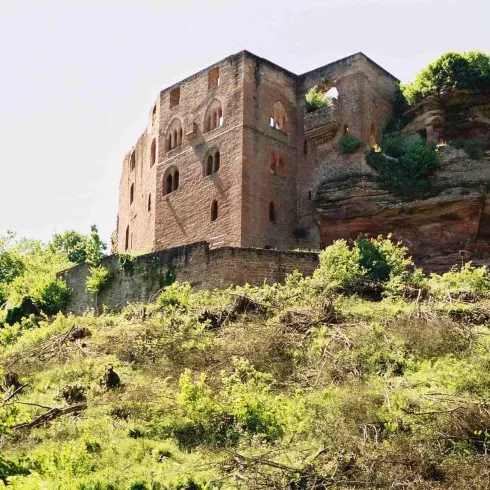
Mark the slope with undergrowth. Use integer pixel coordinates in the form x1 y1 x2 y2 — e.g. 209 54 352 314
2 237 490 488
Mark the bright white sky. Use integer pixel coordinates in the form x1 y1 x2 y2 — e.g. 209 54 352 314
1 0 489 245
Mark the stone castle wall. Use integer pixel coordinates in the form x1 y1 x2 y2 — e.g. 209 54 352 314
116 50 399 255
59 242 319 315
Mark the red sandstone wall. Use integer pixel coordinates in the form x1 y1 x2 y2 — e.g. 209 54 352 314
59 243 319 315
241 53 299 250
296 54 398 248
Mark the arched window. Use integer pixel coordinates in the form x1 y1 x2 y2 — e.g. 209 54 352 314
150 139 156 166
269 202 276 224
130 183 134 205
211 200 218 221
170 87 180 108
208 67 220 89
204 149 221 176
214 151 220 172
206 155 213 176
148 193 151 212
125 225 130 251
164 167 180 196
269 101 289 133
269 152 285 177
130 150 136 171
270 151 278 175
343 124 349 135
325 87 339 100
204 100 223 133
165 119 183 151
166 174 173 195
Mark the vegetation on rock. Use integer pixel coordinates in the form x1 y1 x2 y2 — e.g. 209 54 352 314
338 134 363 154
366 134 439 196
402 51 490 105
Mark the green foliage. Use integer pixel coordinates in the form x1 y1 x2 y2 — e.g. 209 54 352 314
85 225 107 267
338 134 363 154
313 235 413 293
305 86 333 113
86 266 112 295
366 135 439 196
402 51 490 104
156 282 192 308
427 263 490 299
384 85 413 133
30 277 71 314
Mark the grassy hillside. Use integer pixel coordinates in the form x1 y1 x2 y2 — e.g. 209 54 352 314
2 237 490 488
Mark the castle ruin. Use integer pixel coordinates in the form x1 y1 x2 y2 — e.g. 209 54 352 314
116 50 398 254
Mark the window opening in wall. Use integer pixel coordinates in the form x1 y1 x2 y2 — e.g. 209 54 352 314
204 100 223 133
150 139 156 166
344 124 349 135
214 151 220 172
130 151 136 171
205 150 221 176
130 183 134 205
270 101 288 133
163 168 180 195
173 170 179 192
165 119 183 151
269 202 276 223
152 105 157 125
211 200 218 221
166 174 173 195
206 155 213 176
325 87 339 100
270 152 285 177
170 87 180 108
208 67 220 89
148 194 151 212
308 190 312 200
125 226 129 251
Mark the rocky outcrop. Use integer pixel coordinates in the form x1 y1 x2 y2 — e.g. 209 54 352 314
314 147 490 270
405 89 490 143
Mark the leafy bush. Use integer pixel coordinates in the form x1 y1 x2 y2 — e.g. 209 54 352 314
86 266 111 295
313 235 413 293
366 135 439 196
156 282 192 309
427 263 490 299
305 86 333 113
30 277 71 314
402 51 490 104
338 134 363 154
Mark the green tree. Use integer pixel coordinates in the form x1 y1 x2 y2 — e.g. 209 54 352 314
403 51 490 104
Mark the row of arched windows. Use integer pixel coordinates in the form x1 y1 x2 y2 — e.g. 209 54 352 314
205 150 220 176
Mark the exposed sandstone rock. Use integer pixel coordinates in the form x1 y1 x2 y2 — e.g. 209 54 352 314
314 147 490 268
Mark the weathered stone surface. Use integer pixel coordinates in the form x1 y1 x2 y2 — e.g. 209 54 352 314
314 147 490 267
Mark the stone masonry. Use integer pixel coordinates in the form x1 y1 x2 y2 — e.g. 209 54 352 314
116 50 399 253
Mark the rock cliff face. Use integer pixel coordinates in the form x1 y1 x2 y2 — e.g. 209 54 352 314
313 90 490 271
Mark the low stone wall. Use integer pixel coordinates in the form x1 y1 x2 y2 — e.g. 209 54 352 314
59 242 319 315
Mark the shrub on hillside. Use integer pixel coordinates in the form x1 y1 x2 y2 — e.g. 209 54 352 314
366 135 439 196
86 266 111 295
427 263 490 300
313 235 414 294
30 277 71 315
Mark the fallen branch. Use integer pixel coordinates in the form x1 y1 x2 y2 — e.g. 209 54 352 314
12 402 87 430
